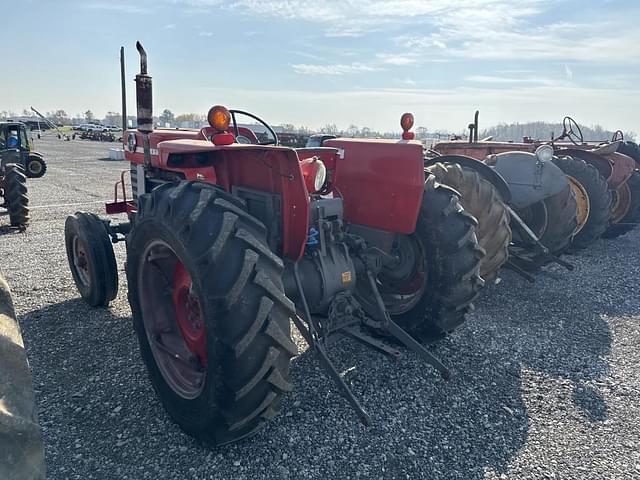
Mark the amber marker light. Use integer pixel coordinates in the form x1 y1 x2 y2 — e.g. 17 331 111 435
207 105 231 131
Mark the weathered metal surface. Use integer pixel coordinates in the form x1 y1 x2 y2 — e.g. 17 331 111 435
603 152 635 190
610 181 632 224
489 152 568 209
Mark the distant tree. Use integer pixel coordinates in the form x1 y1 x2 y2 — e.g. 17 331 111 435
22 109 33 117
320 123 338 135
175 113 205 124
280 123 296 132
84 110 95 122
360 126 371 138
159 109 175 126
53 109 69 124
345 124 359 137
104 111 121 127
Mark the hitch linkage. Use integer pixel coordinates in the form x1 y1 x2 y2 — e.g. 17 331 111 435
289 246 451 426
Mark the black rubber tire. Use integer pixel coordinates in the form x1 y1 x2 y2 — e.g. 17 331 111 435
4 164 29 228
617 141 640 166
425 162 511 282
25 155 47 178
64 212 118 307
538 184 578 254
553 156 611 249
126 181 297 446
391 176 485 340
603 171 640 238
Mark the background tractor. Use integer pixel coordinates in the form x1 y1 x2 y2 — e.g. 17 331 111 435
431 112 639 254
65 43 485 446
0 122 47 178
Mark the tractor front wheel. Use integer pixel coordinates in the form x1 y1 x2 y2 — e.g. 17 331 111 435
379 175 485 341
4 165 29 228
126 181 297 446
553 156 611 249
25 155 47 178
64 212 118 306
425 162 511 283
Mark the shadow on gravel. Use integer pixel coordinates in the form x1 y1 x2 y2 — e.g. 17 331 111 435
0 223 26 237
21 273 614 480
477 270 612 424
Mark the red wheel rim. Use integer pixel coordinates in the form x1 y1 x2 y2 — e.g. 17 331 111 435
138 241 207 399
172 262 207 367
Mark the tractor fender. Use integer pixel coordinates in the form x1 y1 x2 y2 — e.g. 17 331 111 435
425 154 512 203
489 151 568 209
555 149 613 185
28 152 44 161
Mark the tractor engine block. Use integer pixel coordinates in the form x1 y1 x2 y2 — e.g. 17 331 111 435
284 198 356 314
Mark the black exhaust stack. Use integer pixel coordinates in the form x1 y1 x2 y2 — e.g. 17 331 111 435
120 47 127 133
135 41 153 168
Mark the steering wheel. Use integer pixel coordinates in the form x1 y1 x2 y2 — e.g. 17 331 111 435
229 109 279 146
612 130 624 142
562 116 584 145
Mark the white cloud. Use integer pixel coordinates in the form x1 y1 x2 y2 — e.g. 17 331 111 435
565 64 573 81
291 63 380 76
199 31 213 37
164 23 176 29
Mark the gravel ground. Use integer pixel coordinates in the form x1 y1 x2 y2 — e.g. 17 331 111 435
1 136 639 480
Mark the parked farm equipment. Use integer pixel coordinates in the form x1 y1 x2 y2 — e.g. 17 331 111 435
65 43 486 445
0 143 30 230
0 121 47 178
432 111 639 255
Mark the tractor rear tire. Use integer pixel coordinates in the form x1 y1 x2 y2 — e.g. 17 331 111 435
64 212 118 307
553 156 611 249
538 184 578 254
425 162 511 282
25 156 47 179
0 273 46 480
386 176 485 341
4 165 29 228
126 181 297 446
603 171 640 238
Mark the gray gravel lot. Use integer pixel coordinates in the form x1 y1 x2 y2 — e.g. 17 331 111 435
1 136 639 479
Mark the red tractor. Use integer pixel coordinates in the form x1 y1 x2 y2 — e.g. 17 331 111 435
65 43 485 445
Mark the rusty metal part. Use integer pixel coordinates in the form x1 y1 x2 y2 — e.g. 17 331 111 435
603 152 635 190
566 175 590 234
610 181 632 224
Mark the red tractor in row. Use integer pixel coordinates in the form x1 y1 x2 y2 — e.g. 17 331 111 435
65 43 486 445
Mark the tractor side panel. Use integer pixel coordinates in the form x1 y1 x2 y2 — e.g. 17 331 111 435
212 147 310 261
325 138 424 234
434 141 536 160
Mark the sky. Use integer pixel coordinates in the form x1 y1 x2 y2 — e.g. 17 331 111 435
1 0 638 134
